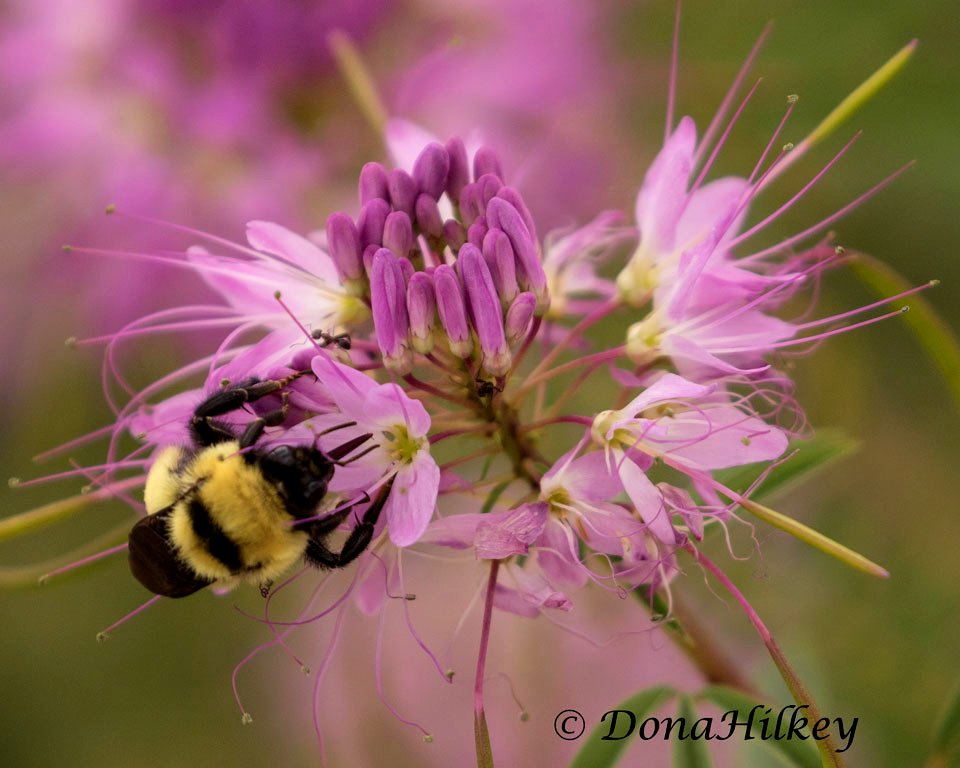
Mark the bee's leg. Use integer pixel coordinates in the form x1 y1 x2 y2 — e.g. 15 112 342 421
305 480 392 569
236 393 293 449
191 372 310 447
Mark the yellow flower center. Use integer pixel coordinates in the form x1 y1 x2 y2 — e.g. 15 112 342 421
383 424 424 465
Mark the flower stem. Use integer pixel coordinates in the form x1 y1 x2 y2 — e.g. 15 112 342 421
490 402 542 488
522 297 619 382
684 543 849 767
519 415 593 433
514 345 626 396
404 374 473 408
474 560 500 768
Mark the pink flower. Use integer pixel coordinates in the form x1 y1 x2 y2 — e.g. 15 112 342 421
591 373 789 543
307 355 440 548
188 220 367 333
424 446 673 610
423 505 572 616
615 116 808 377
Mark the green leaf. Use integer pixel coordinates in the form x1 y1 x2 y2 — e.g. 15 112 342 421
850 254 960 414
714 430 859 503
698 686 820 768
735 491 888 578
929 679 960 766
569 686 676 768
709 432 888 578
672 695 713 768
763 40 916 185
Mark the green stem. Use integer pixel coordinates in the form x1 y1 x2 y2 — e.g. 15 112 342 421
474 560 500 768
327 30 388 136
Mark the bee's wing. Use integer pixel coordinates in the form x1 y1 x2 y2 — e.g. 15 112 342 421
128 509 212 598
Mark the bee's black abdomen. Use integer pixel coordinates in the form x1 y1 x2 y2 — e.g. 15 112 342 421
128 511 211 598
187 499 244 573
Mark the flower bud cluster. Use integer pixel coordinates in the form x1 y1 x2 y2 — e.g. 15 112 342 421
327 140 548 378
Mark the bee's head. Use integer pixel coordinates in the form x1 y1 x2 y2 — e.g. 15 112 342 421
258 445 335 514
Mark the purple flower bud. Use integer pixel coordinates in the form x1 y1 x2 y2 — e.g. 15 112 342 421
415 194 444 238
325 212 363 282
362 243 378 277
505 292 536 345
482 229 518 304
473 146 504 181
496 186 538 243
357 198 390 249
486 197 549 315
459 183 483 227
477 173 503 207
406 272 436 354
369 249 412 373
383 211 414 258
387 168 417 218
359 162 389 205
459 244 510 376
397 256 414 284
467 216 488 249
445 137 470 202
433 264 473 358
443 219 467 253
413 143 450 200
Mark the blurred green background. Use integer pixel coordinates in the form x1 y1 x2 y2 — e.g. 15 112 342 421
1 1 958 766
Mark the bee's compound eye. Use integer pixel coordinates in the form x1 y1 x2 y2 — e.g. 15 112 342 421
267 446 295 462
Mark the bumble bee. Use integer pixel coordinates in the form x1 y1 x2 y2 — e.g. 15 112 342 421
128 365 388 598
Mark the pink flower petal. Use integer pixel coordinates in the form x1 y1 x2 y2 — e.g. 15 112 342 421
663 334 769 377
648 406 789 470
675 176 749 252
502 564 572 613
311 355 378 418
547 451 624 503
616 454 677 545
536 518 589 587
618 372 715 417
475 503 547 559
635 116 696 255
493 585 541 617
364 383 431 437
246 220 339 283
421 513 489 550
385 454 440 547
579 502 649 556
